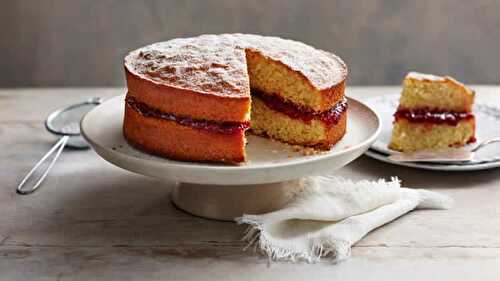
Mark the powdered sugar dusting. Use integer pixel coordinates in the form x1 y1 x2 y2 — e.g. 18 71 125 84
406 71 445 82
125 34 250 97
125 34 347 97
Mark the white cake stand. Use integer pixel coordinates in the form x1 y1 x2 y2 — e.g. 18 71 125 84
81 95 380 220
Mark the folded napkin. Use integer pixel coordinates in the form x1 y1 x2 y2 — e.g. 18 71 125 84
237 176 452 263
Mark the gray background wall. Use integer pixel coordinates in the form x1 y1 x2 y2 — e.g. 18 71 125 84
1 0 499 87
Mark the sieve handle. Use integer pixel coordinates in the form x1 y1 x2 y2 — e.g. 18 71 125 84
17 136 69 194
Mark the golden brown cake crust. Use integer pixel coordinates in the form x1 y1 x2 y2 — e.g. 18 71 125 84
123 103 246 163
322 111 348 149
319 80 346 111
126 67 251 123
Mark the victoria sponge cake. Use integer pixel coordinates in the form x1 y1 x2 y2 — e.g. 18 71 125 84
389 72 476 152
123 34 348 163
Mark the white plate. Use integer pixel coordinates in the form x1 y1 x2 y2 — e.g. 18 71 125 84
363 94 500 170
365 149 500 171
81 95 381 185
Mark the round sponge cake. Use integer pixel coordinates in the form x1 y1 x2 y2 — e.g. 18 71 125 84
123 34 348 163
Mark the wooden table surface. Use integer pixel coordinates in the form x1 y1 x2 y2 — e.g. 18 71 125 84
1 87 500 281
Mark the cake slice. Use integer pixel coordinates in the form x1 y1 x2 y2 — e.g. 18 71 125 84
389 72 476 152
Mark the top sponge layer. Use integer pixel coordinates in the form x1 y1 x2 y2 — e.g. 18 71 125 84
399 72 475 112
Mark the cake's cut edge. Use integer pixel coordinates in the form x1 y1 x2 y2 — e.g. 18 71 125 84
250 96 347 150
246 49 346 112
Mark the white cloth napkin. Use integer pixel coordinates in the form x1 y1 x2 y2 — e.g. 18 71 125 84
237 176 453 263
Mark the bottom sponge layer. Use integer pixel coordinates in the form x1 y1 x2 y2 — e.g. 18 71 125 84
389 118 476 152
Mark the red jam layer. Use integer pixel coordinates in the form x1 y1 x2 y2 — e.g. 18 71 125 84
467 136 477 144
126 97 250 135
394 108 474 126
252 90 348 125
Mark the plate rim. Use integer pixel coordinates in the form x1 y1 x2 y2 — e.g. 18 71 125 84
364 149 500 171
81 95 382 172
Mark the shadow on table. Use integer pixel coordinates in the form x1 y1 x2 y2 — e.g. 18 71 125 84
10 157 249 259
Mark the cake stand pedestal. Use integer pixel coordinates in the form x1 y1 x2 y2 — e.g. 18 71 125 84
171 181 305 221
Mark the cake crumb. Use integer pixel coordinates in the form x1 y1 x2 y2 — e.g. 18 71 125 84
290 145 322 156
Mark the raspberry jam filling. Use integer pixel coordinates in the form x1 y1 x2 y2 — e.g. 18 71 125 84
394 108 474 126
252 90 348 125
126 97 250 135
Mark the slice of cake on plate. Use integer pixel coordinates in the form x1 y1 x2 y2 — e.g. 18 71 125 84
389 72 476 152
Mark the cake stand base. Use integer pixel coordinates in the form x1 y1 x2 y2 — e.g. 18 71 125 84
171 180 305 221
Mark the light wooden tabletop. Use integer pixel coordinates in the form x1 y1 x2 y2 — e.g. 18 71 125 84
1 87 500 281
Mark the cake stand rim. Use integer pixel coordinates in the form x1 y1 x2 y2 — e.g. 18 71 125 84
81 95 381 185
